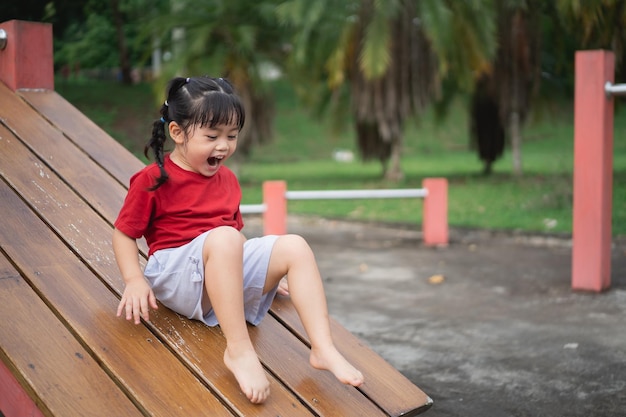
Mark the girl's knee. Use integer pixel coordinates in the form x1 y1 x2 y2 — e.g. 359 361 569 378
266 234 314 285
275 234 312 257
203 226 244 258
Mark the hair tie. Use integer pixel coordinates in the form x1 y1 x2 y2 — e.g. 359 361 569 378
185 77 190 83
164 100 168 107
160 117 166 124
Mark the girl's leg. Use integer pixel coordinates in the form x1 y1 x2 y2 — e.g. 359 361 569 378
264 234 364 387
202 227 270 404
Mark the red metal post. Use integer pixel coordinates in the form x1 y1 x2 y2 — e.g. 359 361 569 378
572 50 614 292
263 181 287 235
0 20 54 91
422 178 448 246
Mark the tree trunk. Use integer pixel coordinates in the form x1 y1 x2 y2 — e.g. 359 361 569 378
384 137 404 181
152 36 162 78
509 110 523 175
110 0 132 85
509 17 523 177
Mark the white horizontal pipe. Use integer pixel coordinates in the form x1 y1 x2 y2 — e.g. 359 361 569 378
240 188 428 214
240 203 266 214
285 188 427 200
605 81 626 96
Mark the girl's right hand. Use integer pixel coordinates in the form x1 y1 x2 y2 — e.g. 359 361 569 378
116 278 158 324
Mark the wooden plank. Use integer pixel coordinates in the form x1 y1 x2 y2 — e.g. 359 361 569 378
0 119 147 270
0 253 143 417
0 180 235 417
17 88 144 184
0 82 126 223
271 297 433 417
251 318 387 416
0 125 315 415
0 123 127 287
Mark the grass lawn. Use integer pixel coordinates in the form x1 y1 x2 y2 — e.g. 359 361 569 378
56 78 626 237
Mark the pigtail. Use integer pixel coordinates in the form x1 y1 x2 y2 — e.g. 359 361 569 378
144 103 170 190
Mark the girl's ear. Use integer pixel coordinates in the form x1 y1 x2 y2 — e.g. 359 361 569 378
168 122 185 145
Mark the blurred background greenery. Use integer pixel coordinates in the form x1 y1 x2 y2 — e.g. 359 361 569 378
4 0 625 236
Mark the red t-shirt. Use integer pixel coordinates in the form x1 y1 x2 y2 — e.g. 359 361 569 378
114 154 243 256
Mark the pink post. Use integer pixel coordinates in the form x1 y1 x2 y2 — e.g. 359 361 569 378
422 178 448 246
0 20 54 91
263 181 287 235
0 19 51 417
0 359 45 417
572 50 614 292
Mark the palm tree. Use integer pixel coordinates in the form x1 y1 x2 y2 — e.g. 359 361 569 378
279 0 496 180
491 0 542 176
145 0 286 161
348 0 439 180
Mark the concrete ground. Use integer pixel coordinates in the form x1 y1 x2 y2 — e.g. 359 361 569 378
245 216 626 417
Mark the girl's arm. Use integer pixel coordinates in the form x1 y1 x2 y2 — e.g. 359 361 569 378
112 228 158 324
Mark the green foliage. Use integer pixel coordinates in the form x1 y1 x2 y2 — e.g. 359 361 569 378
419 0 496 87
55 14 118 68
47 0 158 72
147 0 285 78
359 1 395 79
557 0 626 83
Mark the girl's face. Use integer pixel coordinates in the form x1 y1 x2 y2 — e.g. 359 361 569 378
169 121 239 177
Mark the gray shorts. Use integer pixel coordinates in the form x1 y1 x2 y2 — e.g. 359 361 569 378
144 231 279 326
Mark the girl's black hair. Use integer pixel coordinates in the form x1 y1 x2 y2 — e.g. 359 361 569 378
144 76 245 190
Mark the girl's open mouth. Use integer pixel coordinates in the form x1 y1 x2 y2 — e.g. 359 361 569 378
208 157 220 167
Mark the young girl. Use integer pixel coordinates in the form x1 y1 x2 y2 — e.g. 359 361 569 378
112 76 363 404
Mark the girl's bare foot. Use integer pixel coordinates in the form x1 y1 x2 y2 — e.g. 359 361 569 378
310 345 364 387
224 345 270 404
